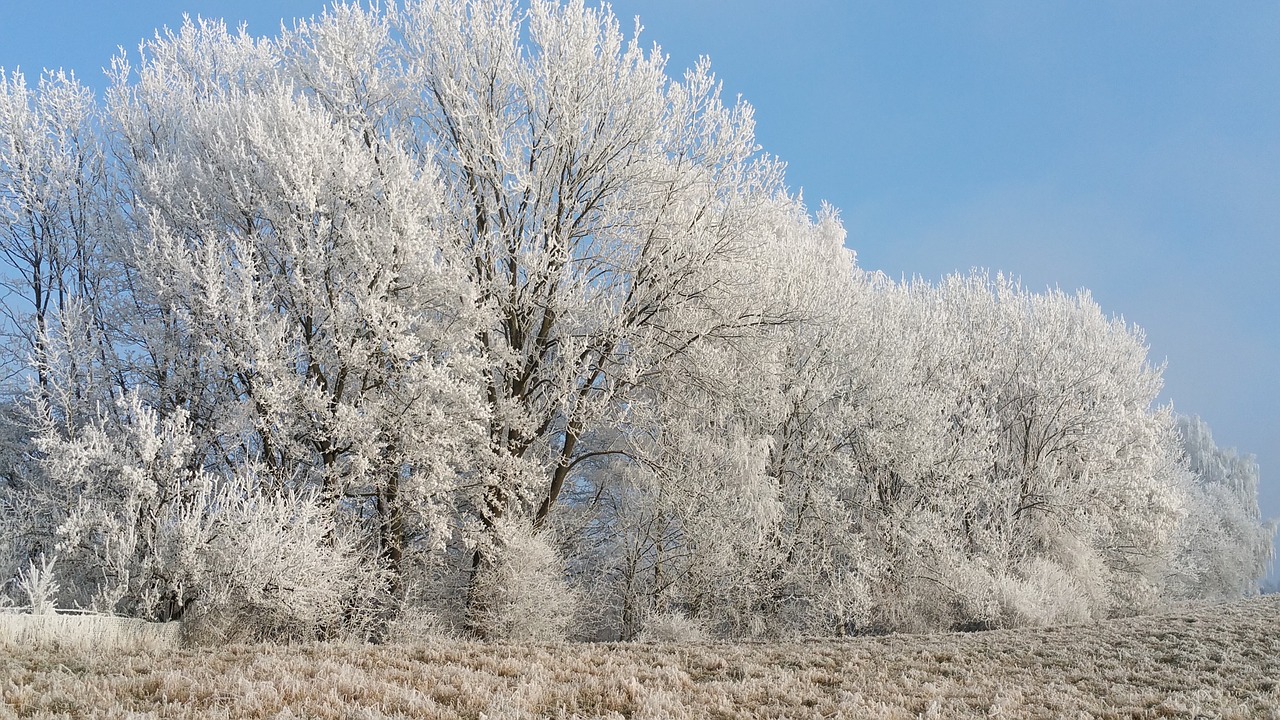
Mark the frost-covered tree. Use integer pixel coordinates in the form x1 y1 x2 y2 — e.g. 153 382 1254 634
98 1 798 633
393 0 790 542
828 274 1191 630
0 68 124 393
553 202 853 639
107 15 488 600
605 270 1196 636
1171 415 1274 599
0 0 1270 643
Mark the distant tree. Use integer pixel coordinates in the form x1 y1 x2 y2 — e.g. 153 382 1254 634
855 274 1191 628
631 270 1194 634
1171 415 1275 599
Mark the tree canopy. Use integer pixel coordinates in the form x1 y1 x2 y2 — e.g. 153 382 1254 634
0 0 1271 642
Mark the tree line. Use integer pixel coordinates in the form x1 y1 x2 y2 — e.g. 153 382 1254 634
0 0 1271 642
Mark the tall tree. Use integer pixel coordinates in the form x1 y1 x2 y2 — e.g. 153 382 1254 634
394 0 790 536
109 17 485 597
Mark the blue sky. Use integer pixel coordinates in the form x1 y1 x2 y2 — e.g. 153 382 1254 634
2 1 1277 524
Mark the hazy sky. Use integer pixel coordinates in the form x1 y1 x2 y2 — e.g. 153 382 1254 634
2 2 1277 524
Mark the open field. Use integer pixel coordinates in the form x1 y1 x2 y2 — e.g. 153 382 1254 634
1 596 1277 719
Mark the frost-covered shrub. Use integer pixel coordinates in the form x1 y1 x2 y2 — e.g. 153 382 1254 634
934 538 1109 630
175 472 384 645
634 611 708 643
23 393 384 642
30 393 205 616
386 606 461 644
992 560 1094 628
466 520 579 642
805 569 876 637
15 554 59 614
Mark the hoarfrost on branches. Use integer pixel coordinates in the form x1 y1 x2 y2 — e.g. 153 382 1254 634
0 0 1270 641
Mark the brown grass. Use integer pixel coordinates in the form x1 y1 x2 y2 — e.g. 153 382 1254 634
1 596 1277 718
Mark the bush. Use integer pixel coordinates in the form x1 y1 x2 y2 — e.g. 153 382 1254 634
16 554 59 614
804 568 876 637
993 560 1094 628
174 474 385 644
385 606 461 644
633 611 708 643
466 520 579 642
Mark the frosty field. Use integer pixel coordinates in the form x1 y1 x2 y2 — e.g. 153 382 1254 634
0 595 1275 719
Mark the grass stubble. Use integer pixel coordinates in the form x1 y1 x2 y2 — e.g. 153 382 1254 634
0 596 1276 719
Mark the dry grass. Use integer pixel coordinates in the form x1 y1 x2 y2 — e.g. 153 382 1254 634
0 613 180 655
0 596 1276 719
